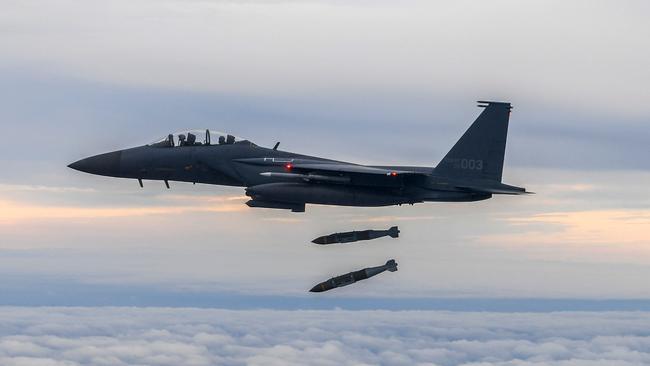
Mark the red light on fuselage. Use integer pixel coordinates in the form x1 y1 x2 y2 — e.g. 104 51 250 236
390 172 398 177
285 163 293 170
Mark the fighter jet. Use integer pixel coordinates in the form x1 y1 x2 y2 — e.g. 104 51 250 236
69 101 528 212
310 259 398 292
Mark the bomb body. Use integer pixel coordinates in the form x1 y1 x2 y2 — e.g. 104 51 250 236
310 259 398 292
312 226 399 245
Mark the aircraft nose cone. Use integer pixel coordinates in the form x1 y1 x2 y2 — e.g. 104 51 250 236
68 151 122 177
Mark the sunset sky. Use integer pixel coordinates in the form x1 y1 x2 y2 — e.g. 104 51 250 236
1 0 648 303
1 1 650 364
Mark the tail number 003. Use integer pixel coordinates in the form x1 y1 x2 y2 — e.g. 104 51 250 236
460 159 483 170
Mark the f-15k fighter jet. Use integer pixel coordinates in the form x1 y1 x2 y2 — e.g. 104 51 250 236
69 101 528 212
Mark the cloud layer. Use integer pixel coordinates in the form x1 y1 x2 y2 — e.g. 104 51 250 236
0 308 649 366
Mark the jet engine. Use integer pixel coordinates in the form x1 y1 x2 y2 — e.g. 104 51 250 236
245 182 416 209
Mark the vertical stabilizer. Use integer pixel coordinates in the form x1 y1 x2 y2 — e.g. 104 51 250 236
435 101 512 182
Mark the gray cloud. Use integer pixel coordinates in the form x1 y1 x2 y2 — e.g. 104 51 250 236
1 0 649 172
0 70 647 176
0 308 649 365
1 1 649 116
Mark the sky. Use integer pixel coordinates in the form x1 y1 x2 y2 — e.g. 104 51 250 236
1 0 648 302
1 1 650 364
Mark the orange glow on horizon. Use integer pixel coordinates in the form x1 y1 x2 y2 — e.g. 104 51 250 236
479 210 650 254
0 196 248 225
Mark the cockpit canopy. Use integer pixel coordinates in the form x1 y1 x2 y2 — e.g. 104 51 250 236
149 129 255 148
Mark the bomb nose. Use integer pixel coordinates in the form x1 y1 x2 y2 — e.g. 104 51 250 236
309 284 325 292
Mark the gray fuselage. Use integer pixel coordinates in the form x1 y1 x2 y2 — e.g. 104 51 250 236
68 102 527 211
69 141 489 210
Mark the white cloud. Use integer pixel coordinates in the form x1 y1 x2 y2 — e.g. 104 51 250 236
0 308 649 365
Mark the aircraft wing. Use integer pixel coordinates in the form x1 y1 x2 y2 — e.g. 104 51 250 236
233 158 430 187
266 162 430 187
289 163 425 177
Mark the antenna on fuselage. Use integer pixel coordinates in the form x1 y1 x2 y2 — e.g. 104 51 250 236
273 142 280 150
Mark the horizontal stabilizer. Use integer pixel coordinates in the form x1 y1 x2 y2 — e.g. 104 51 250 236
455 182 530 195
246 199 305 212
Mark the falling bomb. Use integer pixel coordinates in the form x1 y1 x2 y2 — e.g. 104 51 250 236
309 259 398 292
312 226 399 245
